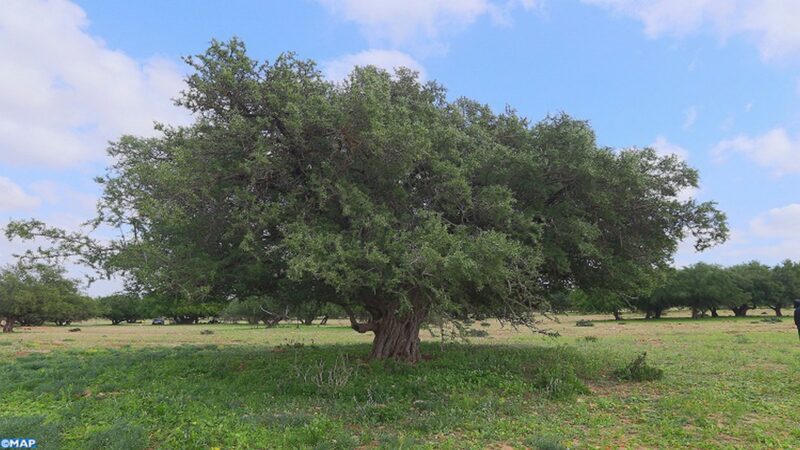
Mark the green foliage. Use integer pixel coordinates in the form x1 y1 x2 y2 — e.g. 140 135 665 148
97 294 143 325
575 319 594 327
0 263 92 331
613 352 664 382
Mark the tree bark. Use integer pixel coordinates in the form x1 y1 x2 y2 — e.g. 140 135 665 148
342 301 428 363
368 309 426 363
770 306 783 317
612 310 622 321
710 307 719 318
2 316 15 333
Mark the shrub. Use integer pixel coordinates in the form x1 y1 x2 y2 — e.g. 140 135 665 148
465 329 489 337
614 352 663 382
524 436 568 450
583 336 598 342
84 420 148 450
575 319 594 327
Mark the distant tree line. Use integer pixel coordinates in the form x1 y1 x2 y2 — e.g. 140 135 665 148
567 260 800 319
1 263 344 331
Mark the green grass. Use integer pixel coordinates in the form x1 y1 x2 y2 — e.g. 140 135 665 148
0 313 799 448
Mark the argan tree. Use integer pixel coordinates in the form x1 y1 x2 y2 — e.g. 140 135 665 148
7 39 727 361
0 263 87 332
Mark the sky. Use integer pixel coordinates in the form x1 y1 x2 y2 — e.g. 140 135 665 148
1 0 799 295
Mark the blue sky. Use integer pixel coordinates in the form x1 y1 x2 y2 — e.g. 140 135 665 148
1 0 799 295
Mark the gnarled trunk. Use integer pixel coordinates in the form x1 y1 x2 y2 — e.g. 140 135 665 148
2 316 15 333
612 309 622 321
770 306 783 317
368 310 426 363
710 306 719 318
731 305 750 317
343 301 428 363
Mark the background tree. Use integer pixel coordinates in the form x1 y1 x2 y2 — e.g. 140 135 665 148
634 269 679 319
571 289 629 320
98 293 143 325
772 260 800 316
6 39 728 361
0 264 87 332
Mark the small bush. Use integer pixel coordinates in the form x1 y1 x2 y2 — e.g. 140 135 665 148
759 317 782 324
614 352 663 382
583 336 598 342
465 329 489 337
575 319 594 327
524 436 568 450
200 329 214 335
528 365 589 400
479 322 491 327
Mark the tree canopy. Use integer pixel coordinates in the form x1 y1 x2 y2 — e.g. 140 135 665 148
0 263 90 332
6 38 727 360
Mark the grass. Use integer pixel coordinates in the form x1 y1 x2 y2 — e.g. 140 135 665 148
0 310 798 448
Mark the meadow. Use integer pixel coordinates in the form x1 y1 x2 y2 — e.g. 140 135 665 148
1 311 798 449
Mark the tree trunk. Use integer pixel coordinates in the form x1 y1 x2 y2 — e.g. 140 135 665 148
771 306 783 317
731 305 749 317
319 315 329 325
2 316 15 333
368 310 426 363
653 309 662 319
691 307 700 319
612 310 622 321
710 307 718 318
302 317 315 325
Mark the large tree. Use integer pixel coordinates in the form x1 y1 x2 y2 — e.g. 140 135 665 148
6 39 727 361
0 264 88 332
772 260 800 316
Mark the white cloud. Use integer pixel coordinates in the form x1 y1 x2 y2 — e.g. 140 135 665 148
651 136 689 160
0 177 40 212
676 205 800 267
0 0 189 168
584 0 800 60
318 0 538 48
713 128 800 176
682 106 697 130
323 49 427 81
750 204 800 240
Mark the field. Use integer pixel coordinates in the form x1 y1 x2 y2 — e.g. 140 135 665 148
1 311 798 449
